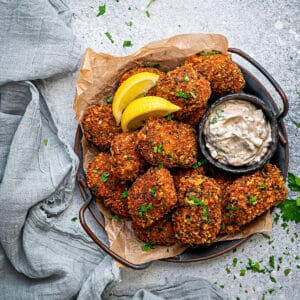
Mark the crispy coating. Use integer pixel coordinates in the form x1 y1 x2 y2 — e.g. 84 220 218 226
155 65 211 120
137 117 198 168
128 167 178 228
221 164 288 234
118 67 165 84
172 166 205 191
132 216 177 246
179 107 207 128
110 132 146 181
103 189 130 218
172 174 222 245
185 53 245 96
82 104 121 150
86 152 126 199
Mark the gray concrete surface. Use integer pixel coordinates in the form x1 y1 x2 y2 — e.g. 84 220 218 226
46 1 299 299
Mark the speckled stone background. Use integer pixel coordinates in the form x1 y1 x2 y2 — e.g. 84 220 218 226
45 1 300 299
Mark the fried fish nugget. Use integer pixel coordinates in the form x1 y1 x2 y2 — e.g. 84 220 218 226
128 167 177 228
137 117 198 168
221 164 288 234
86 152 126 198
132 216 177 246
82 104 121 150
110 131 146 181
155 65 211 120
185 53 245 96
172 174 222 245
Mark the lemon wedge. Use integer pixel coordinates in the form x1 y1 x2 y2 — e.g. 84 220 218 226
121 96 181 132
112 72 160 125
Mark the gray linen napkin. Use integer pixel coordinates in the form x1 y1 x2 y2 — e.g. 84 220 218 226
0 1 228 299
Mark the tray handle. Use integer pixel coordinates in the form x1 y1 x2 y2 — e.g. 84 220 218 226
78 178 151 270
228 48 289 145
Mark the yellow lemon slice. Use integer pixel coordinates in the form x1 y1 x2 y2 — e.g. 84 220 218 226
112 72 160 125
121 96 181 132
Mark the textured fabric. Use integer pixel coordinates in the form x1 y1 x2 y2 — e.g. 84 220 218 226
0 1 228 299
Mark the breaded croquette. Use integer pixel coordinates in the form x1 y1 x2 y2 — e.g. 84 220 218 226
137 117 198 168
185 52 245 96
110 131 146 181
155 65 211 121
103 189 131 218
128 167 177 228
132 215 177 246
82 104 121 150
172 174 222 245
221 164 288 234
86 152 126 199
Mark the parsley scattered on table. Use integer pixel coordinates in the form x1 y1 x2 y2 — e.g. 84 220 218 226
270 276 276 283
145 10 150 17
284 268 291 276
96 5 106 17
71 216 77 222
146 0 156 8
126 21 133 27
277 199 300 223
141 241 156 251
287 172 300 191
43 139 48 146
269 256 275 269
105 32 114 43
297 123 300 128
233 257 238 267
123 40 133 47
239 269 246 276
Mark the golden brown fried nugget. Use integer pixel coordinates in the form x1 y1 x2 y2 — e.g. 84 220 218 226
82 104 121 150
128 167 177 228
86 152 126 199
110 132 146 181
137 117 198 168
155 65 211 120
221 164 288 234
185 53 245 96
103 189 130 218
172 174 222 245
132 216 177 246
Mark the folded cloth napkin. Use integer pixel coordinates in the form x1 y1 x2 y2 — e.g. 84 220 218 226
0 1 228 299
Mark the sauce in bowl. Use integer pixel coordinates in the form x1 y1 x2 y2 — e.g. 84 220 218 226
204 99 272 166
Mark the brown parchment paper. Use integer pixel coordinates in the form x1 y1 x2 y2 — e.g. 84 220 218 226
74 33 272 265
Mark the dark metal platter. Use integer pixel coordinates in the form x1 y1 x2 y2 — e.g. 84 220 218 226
75 48 289 269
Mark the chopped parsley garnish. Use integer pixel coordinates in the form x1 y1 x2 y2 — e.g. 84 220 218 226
189 90 197 99
157 162 164 169
176 90 190 99
196 50 222 56
105 32 114 43
192 159 207 169
225 267 231 274
277 199 300 223
246 259 265 273
188 195 208 221
239 269 246 276
270 276 276 283
166 114 172 120
71 216 77 222
297 123 300 128
97 5 106 17
108 212 121 222
150 188 156 195
141 241 156 251
210 116 218 124
269 256 275 269
138 203 154 217
258 183 267 189
226 206 239 211
126 21 133 27
145 10 150 17
106 96 113 104
183 74 189 82
121 190 128 198
101 172 110 183
123 40 133 47
249 196 257 205
287 172 300 191
146 0 156 8
185 216 191 222
226 212 234 218
83 125 90 131
92 169 98 174
43 139 48 146
153 144 163 153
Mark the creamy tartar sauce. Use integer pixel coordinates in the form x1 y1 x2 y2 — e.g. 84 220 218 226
204 100 272 166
